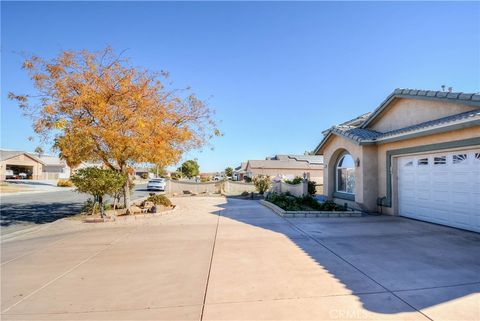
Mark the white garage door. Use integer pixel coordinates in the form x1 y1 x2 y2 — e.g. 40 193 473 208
397 149 480 233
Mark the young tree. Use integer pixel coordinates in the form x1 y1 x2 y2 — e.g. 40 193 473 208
178 160 200 178
70 167 126 218
224 167 233 177
253 175 272 195
34 146 44 157
10 47 219 209
170 171 182 180
149 164 167 178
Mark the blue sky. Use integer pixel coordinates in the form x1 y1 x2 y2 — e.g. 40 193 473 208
2 1 479 172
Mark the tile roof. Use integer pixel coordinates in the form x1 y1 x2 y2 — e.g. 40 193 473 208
393 88 480 102
330 109 480 143
267 154 324 164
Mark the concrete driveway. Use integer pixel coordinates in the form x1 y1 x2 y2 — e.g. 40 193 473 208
1 197 479 320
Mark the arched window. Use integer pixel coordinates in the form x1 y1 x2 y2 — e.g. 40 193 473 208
336 153 355 194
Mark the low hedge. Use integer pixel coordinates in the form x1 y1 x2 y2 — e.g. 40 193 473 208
265 193 345 211
57 179 74 187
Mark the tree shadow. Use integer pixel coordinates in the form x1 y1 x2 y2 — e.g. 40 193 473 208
214 197 480 314
0 202 85 226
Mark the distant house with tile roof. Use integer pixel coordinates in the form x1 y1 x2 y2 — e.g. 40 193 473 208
314 88 480 232
242 154 324 185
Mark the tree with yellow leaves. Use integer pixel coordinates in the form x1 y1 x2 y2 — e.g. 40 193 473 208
9 47 219 209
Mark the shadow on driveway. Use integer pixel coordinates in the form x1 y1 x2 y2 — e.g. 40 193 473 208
215 197 480 315
0 202 85 226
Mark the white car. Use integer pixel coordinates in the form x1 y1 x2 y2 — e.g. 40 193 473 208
147 178 166 191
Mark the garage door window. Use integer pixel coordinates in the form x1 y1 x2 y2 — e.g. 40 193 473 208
453 154 467 164
434 156 446 165
336 154 355 194
418 158 429 166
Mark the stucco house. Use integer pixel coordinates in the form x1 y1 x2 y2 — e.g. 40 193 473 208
244 154 324 185
314 88 480 232
0 149 70 180
233 162 247 181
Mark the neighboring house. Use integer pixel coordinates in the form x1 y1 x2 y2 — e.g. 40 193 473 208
233 162 247 181
244 154 324 184
0 149 70 180
314 88 480 232
134 167 155 179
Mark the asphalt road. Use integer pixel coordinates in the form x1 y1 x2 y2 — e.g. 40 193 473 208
0 184 152 228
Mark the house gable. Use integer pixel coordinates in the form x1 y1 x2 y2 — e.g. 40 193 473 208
2 153 45 165
366 98 478 133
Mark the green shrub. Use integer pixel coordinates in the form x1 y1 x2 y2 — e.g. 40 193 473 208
266 193 345 211
170 171 182 180
145 194 172 207
140 173 149 179
284 176 302 185
57 179 73 187
71 167 126 217
253 175 271 195
241 191 250 196
307 180 317 195
243 176 252 183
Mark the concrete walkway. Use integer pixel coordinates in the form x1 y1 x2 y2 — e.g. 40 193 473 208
1 197 479 320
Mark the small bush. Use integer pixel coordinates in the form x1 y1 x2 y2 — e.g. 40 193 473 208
81 199 110 214
140 173 149 179
253 175 271 195
307 180 317 195
170 171 182 180
241 191 250 196
284 176 302 185
145 194 172 207
57 179 73 187
243 176 252 183
82 199 96 214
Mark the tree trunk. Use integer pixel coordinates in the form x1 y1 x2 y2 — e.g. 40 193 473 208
123 175 131 211
99 195 104 218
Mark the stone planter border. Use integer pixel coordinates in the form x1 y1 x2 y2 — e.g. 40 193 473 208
259 200 362 218
84 205 177 223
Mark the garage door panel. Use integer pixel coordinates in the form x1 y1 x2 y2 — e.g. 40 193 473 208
451 192 470 204
398 149 479 233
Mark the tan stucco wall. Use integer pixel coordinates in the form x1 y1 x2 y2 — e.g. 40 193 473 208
0 154 43 180
368 98 478 132
318 126 479 214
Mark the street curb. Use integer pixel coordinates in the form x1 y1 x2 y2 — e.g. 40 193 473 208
0 187 75 197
